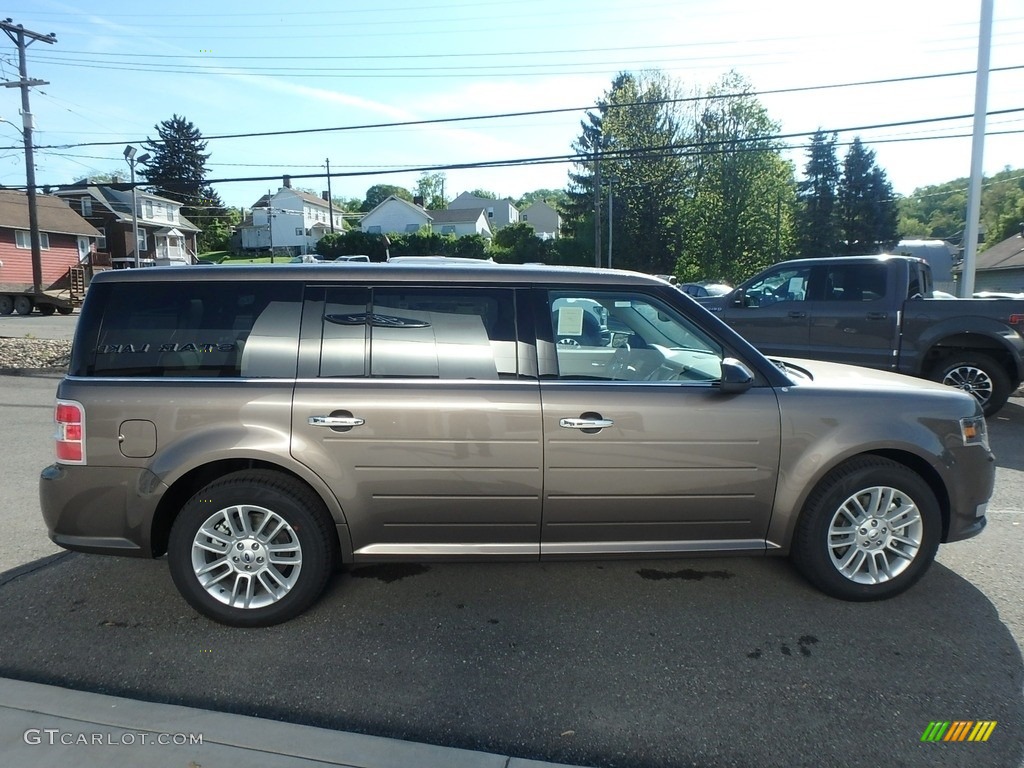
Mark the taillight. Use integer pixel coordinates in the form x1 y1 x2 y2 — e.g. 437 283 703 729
55 399 86 464
1010 313 1023 328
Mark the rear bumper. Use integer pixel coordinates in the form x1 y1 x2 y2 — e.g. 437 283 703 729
39 464 165 558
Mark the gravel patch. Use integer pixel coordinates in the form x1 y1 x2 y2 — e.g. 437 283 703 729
0 337 72 373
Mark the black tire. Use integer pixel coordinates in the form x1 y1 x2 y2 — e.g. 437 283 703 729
57 306 74 315
168 470 338 627
13 295 33 316
37 303 56 316
791 457 941 601
929 352 1011 417
0 295 12 315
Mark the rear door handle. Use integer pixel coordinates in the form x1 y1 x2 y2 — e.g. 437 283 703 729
787 311 807 319
309 416 365 428
559 418 614 429
866 312 888 320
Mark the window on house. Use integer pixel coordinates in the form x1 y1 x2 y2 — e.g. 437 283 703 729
523 214 529 221
137 229 147 253
143 200 153 218
15 230 49 249
296 227 304 236
96 227 107 250
405 224 419 233
81 198 92 216
367 225 381 234
168 208 176 223
487 207 494 218
441 225 456 234
77 236 91 261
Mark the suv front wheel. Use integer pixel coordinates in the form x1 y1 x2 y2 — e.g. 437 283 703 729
168 470 337 626
790 457 941 601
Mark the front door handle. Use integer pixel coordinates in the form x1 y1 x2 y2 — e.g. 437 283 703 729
309 416 365 428
787 311 807 319
866 312 888 320
559 418 614 429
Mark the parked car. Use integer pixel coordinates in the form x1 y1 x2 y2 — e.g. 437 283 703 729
40 263 993 626
333 254 371 263
698 255 1024 415
679 282 732 298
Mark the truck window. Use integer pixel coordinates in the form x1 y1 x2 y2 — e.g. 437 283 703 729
823 264 887 302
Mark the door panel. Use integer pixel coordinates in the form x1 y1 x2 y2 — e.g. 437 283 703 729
291 285 543 558
540 383 781 552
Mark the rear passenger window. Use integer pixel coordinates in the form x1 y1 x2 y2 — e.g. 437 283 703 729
72 281 302 378
319 287 518 380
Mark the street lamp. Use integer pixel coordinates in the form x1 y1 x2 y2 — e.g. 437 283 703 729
123 145 150 268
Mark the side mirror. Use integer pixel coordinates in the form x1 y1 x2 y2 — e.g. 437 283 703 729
718 358 754 394
731 289 746 307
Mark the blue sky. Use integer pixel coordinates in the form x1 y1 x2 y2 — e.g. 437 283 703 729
1 0 1021 211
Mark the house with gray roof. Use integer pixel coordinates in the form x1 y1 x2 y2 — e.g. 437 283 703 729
51 181 200 267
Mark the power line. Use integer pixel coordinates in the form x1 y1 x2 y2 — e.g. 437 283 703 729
7 65 1024 152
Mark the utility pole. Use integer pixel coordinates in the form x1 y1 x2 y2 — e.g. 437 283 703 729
267 189 275 263
593 142 602 268
1 19 57 295
325 158 335 234
961 0 993 297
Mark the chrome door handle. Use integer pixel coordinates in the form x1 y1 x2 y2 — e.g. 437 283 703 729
308 416 365 427
559 418 614 429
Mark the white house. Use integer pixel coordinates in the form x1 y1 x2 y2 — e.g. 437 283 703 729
448 192 518 229
429 208 492 239
359 197 492 239
360 196 431 235
520 201 562 240
240 178 345 256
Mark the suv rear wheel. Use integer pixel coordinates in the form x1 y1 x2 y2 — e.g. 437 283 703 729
168 470 337 626
791 457 940 601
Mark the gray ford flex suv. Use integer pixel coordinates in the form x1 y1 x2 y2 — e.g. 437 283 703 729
40 263 994 626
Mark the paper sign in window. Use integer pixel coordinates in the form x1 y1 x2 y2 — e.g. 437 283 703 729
555 307 584 337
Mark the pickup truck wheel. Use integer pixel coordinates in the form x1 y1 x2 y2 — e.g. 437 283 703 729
930 353 1010 417
13 295 33 315
0 296 12 315
791 457 940 601
168 470 337 627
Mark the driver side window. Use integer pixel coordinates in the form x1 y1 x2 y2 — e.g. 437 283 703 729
743 267 811 307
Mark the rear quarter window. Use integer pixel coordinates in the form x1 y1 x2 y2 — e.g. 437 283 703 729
71 281 303 378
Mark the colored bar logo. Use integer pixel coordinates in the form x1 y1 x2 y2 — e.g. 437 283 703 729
921 721 997 742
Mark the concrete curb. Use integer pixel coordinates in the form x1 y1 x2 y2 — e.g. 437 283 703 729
0 678 583 768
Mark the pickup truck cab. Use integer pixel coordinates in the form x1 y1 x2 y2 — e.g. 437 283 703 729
699 254 1024 415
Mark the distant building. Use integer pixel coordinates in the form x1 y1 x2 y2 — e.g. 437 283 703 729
238 176 346 256
448 193 518 229
520 200 562 240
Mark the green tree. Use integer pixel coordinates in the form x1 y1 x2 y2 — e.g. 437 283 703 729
517 189 569 210
677 72 796 283
836 137 899 254
796 130 840 258
466 189 498 200
489 222 552 263
138 114 233 251
415 172 448 210
565 71 690 273
140 115 213 221
361 184 412 212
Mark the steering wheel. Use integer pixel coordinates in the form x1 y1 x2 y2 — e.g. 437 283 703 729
557 337 581 346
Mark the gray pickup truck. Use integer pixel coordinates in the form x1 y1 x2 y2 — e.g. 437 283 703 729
698 254 1024 415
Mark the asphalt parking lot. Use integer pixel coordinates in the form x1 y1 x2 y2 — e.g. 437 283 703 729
1 312 1022 767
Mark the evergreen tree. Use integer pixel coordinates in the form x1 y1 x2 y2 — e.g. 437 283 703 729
796 130 840 258
837 137 899 254
140 114 213 224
